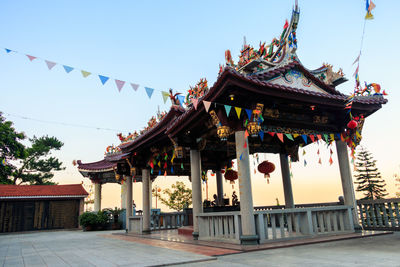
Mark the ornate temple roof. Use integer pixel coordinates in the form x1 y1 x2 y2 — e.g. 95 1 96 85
77 159 116 173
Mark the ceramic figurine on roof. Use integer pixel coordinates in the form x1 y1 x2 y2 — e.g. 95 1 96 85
185 78 209 106
104 145 121 157
117 131 138 144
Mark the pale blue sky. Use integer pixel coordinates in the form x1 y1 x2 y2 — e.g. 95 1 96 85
1 1 399 208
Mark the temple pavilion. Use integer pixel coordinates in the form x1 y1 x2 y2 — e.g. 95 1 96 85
77 4 387 245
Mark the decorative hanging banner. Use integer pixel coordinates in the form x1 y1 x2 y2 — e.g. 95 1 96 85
245 109 252 119
301 135 308 144
235 107 242 118
115 79 125 92
276 133 284 142
45 60 56 70
5 48 12 53
177 95 185 107
224 105 232 117
192 98 199 110
99 75 109 85
145 87 154 99
81 70 91 78
309 135 315 143
26 55 36 61
203 101 211 112
63 65 74 73
161 91 170 103
285 133 294 141
259 130 264 141
130 83 139 91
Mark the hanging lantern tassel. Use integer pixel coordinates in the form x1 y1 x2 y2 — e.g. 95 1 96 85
230 180 235 189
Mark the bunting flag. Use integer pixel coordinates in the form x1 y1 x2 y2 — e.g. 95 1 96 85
145 87 154 99
285 133 294 141
301 135 308 144
115 79 125 92
239 153 243 160
276 133 284 142
329 156 333 165
158 170 162 175
293 133 299 138
26 55 36 61
335 133 341 140
45 60 56 70
245 109 252 119
244 141 247 148
235 107 242 118
99 75 109 85
203 101 211 112
318 158 322 164
302 149 306 155
177 95 185 107
330 133 335 141
365 0 375 19
268 132 275 137
161 91 170 103
192 98 199 110
130 83 139 91
259 131 264 141
323 134 329 143
81 70 91 78
316 134 322 141
63 65 74 73
244 130 249 138
309 135 315 143
164 171 167 176
171 166 174 174
304 159 307 166
5 48 12 53
224 105 232 117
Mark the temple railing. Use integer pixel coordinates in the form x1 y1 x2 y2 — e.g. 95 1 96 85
254 202 341 211
197 206 354 244
357 198 400 231
150 212 186 230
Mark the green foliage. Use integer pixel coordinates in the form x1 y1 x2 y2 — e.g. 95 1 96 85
79 212 99 227
354 147 388 200
96 210 110 226
153 181 192 211
0 113 65 185
104 207 125 223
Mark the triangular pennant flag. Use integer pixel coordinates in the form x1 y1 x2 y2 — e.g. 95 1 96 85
239 153 243 160
335 133 341 140
177 95 185 107
330 148 333 155
164 170 167 176
245 109 252 119
181 163 184 169
130 83 139 91
26 55 36 61
268 132 275 137
304 159 307 166
145 87 154 99
99 75 109 85
285 133 294 141
244 130 249 138
293 133 299 138
302 150 306 155
158 161 161 168
161 91 170 104
277 133 284 143
244 141 247 148
224 105 232 117
171 166 174 174
81 70 91 78
259 131 264 141
318 158 322 164
63 65 74 73
301 135 308 144
159 170 162 175
341 134 345 142
203 101 211 112
317 149 320 155
192 98 199 110
5 48 12 53
316 134 322 141
45 60 56 70
151 169 154 175
235 107 242 119
309 135 315 143
330 133 335 141
323 134 329 143
115 79 125 92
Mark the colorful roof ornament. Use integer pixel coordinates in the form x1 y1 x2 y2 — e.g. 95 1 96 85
185 78 208 107
104 145 121 157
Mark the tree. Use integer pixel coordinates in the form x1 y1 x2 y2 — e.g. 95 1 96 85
153 181 192 211
0 113 65 185
354 147 388 200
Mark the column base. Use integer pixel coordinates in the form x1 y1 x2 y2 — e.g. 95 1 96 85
192 231 199 240
354 224 363 233
240 235 259 245
142 229 151 234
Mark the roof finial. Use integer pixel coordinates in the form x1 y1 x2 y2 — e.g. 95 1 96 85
243 36 247 49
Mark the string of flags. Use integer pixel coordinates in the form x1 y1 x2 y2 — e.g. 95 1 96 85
1 46 183 102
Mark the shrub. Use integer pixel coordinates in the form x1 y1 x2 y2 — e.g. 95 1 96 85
79 212 98 227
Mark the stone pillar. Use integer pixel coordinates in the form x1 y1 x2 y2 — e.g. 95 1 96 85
280 154 294 208
336 140 360 229
94 183 102 212
125 176 133 230
216 170 224 205
190 149 202 239
235 131 258 244
142 169 151 233
121 180 127 210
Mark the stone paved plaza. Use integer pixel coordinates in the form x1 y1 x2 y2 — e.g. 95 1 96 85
1 230 399 267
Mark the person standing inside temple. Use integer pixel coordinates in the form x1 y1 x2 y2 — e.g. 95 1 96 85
132 200 136 215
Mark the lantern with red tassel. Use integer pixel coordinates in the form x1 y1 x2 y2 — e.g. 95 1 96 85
257 160 275 184
347 120 358 129
224 169 238 188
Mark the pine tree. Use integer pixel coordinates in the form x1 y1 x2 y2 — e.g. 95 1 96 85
354 147 388 200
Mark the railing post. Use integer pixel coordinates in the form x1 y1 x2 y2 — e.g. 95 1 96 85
299 210 313 235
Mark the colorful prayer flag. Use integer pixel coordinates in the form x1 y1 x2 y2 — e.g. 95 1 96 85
224 105 232 117
245 109 252 119
45 60 56 70
192 98 199 110
145 87 154 99
98 75 109 85
161 91 170 103
235 107 242 118
81 70 91 78
130 83 139 91
26 55 36 61
63 65 74 73
203 101 211 112
115 79 125 92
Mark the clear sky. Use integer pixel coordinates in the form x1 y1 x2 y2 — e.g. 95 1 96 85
1 1 399 210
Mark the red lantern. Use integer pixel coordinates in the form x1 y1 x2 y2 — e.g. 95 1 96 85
258 160 275 184
224 169 238 188
347 120 358 129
